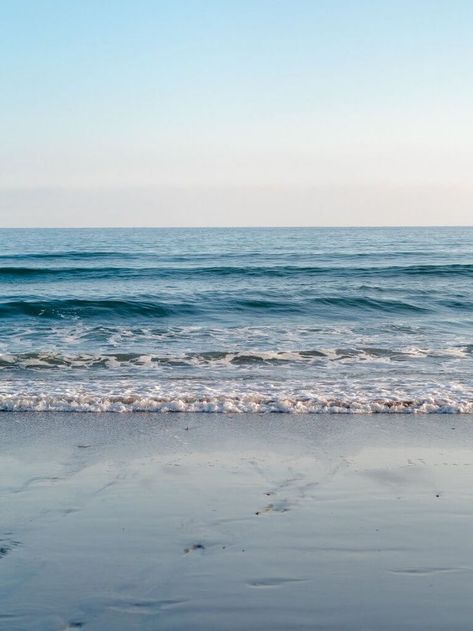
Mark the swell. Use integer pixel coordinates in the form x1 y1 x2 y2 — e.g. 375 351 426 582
0 295 428 319
0 251 136 261
0 299 196 319
2 263 473 281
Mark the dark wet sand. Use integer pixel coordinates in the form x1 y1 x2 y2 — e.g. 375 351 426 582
1 413 473 630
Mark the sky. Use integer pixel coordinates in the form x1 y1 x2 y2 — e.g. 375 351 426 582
1 0 472 227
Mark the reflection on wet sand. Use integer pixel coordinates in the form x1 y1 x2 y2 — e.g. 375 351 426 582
1 413 473 630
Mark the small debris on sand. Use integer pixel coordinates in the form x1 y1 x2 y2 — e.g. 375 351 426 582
184 543 205 554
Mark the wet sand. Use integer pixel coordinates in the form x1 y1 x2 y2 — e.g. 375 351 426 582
1 413 473 630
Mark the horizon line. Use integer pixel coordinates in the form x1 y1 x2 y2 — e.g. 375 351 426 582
1 224 473 230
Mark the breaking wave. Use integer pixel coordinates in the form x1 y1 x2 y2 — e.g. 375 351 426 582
0 346 470 370
2 226 473 416
1 392 472 413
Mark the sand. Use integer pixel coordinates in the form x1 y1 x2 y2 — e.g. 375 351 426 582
1 412 473 630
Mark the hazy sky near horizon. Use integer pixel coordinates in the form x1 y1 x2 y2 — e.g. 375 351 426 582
1 0 472 227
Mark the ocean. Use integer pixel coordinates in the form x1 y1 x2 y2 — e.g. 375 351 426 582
1 226 472 413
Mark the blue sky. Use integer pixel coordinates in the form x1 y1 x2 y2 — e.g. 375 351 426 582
1 1 472 226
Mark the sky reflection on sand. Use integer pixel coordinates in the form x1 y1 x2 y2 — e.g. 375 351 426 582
1 413 473 630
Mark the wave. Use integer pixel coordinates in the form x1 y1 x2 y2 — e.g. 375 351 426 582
0 346 468 370
228 296 428 315
2 263 473 281
0 294 430 319
0 266 129 279
313 296 428 313
0 299 197 319
0 392 472 413
0 350 321 369
0 251 137 261
382 263 473 276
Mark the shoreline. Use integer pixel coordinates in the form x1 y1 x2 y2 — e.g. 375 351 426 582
2 413 473 629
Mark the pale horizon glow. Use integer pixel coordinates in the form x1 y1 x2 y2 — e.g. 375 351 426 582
1 1 472 227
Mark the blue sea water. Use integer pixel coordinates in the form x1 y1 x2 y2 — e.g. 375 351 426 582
1 226 473 413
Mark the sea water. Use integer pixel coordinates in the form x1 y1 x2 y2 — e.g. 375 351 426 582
1 226 473 413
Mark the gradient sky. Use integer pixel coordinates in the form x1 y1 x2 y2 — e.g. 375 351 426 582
1 0 472 227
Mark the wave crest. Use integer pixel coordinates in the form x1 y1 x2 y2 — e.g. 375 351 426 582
0 346 469 370
0 392 471 413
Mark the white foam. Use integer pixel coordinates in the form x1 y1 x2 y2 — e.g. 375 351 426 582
1 387 473 414
2 344 471 371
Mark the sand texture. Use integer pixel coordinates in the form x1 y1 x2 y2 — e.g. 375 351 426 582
1 413 473 630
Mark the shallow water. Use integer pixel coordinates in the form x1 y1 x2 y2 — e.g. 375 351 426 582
1 227 473 412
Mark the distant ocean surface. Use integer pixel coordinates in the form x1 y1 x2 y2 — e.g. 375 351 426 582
1 226 473 413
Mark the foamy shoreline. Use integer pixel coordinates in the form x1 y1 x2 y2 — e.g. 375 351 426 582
1 413 473 629
2 392 473 413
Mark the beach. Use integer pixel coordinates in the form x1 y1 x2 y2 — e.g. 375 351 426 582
3 0 473 627
2 412 473 630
